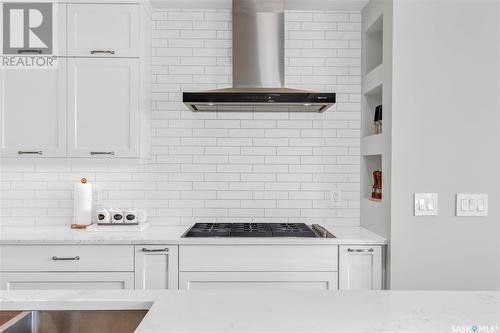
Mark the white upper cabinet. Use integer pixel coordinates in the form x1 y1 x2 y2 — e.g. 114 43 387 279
339 245 383 290
67 4 139 57
0 61 66 157
67 58 139 157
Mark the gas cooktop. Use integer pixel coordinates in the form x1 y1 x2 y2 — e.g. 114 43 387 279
183 223 334 238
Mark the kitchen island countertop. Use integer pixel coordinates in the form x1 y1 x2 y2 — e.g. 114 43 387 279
0 225 386 245
0 289 498 333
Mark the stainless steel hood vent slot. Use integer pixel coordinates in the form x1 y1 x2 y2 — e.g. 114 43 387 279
183 0 336 113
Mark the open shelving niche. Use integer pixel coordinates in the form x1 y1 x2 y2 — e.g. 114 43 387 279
360 0 393 289
361 12 384 202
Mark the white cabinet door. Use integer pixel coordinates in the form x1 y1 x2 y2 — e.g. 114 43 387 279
0 272 134 290
339 245 382 290
0 61 66 157
180 272 338 290
134 246 178 290
67 58 139 157
67 4 139 57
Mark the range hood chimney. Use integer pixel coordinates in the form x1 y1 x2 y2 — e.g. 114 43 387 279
183 0 336 112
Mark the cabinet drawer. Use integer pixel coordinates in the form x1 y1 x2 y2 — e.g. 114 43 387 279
180 272 338 290
179 245 338 272
0 245 134 272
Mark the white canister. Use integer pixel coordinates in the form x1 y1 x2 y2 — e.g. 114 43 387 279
110 209 124 224
96 208 110 224
123 209 138 224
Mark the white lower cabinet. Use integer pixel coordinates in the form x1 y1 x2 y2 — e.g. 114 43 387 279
0 244 384 291
134 245 178 290
180 272 337 290
338 245 383 290
179 245 339 291
0 272 134 290
0 245 135 291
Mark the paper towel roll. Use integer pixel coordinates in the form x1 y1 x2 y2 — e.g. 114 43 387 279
74 178 92 225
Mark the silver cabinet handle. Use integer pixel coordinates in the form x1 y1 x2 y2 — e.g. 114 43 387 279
18 49 42 54
18 151 43 155
52 256 80 261
90 50 115 55
141 248 168 253
90 151 115 156
347 248 374 253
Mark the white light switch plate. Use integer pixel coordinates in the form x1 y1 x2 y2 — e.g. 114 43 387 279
414 193 438 216
456 194 488 217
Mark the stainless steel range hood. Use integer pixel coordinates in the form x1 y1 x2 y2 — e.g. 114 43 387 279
183 0 335 112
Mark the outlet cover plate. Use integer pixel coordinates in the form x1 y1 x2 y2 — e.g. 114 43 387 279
330 190 342 207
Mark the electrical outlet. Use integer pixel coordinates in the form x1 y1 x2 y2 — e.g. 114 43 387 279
330 190 342 207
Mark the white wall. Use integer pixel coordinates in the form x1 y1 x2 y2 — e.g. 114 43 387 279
390 0 500 290
0 9 362 227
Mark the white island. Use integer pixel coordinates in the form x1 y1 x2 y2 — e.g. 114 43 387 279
0 289 498 333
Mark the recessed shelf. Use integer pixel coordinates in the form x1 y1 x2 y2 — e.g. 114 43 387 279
363 63 383 95
364 14 383 73
362 134 384 156
362 155 382 201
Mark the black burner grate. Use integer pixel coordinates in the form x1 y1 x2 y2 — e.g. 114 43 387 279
184 223 232 237
184 223 317 237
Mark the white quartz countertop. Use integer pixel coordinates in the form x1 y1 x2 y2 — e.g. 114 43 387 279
0 225 386 245
0 289 498 332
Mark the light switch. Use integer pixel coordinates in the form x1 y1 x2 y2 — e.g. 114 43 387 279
469 199 477 211
461 199 469 211
427 199 434 211
456 194 488 217
419 199 426 210
414 193 438 216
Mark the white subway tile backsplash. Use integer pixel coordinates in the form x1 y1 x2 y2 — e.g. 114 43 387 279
0 9 361 227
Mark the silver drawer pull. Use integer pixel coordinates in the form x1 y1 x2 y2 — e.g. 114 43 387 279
90 151 115 156
90 50 115 55
52 256 80 261
347 248 374 253
141 248 168 253
18 151 43 155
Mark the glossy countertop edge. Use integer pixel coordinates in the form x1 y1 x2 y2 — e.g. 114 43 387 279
0 226 387 245
0 290 498 333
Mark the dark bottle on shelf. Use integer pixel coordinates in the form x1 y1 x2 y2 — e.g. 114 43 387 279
374 105 383 134
371 170 382 201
